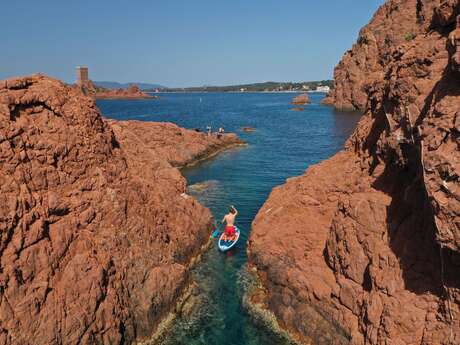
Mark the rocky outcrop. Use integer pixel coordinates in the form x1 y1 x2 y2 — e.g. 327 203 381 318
95 84 155 100
291 94 310 105
325 0 440 111
320 93 335 106
0 74 241 345
108 120 244 168
76 80 154 100
249 2 460 345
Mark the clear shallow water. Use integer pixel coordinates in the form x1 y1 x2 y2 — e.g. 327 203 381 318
98 93 361 345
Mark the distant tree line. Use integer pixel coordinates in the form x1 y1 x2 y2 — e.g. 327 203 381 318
146 80 334 93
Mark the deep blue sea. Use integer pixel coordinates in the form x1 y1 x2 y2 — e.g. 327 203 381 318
97 92 361 345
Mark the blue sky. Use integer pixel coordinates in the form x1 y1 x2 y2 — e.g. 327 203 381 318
1 0 384 87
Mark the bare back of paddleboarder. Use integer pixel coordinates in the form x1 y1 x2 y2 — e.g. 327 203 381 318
221 205 238 241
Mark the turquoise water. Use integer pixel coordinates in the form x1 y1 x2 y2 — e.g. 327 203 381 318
98 93 361 345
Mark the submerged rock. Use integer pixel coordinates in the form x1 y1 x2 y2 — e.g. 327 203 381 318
249 2 460 344
188 180 220 194
242 127 256 133
0 74 240 345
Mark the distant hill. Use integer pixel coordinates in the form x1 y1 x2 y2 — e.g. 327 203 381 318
93 81 165 90
159 80 333 93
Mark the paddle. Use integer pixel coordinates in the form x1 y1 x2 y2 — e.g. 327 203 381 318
211 222 221 238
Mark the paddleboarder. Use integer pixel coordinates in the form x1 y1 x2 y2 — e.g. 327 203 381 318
221 205 238 241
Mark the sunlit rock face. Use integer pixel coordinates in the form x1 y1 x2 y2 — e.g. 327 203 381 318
249 2 460 344
326 0 441 111
0 75 241 345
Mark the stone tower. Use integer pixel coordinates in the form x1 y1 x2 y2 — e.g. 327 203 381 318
76 66 89 86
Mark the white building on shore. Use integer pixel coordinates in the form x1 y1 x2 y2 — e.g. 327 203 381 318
316 85 330 93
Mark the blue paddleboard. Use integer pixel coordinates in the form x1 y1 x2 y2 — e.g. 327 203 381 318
218 227 240 252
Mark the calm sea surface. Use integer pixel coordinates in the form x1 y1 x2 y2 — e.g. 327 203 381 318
97 92 361 345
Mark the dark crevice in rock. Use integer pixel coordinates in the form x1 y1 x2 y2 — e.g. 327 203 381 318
6 79 34 90
416 0 425 23
10 102 58 121
362 264 372 292
111 134 120 149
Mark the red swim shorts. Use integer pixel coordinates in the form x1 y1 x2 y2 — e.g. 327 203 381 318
225 226 236 236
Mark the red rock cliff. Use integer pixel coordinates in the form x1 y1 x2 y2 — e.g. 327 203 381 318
324 0 441 111
0 75 240 345
249 2 460 344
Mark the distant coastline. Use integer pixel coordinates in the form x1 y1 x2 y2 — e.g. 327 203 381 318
144 80 333 93
147 90 329 94
91 79 334 94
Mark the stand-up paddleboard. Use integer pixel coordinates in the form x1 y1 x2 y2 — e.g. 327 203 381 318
218 226 240 252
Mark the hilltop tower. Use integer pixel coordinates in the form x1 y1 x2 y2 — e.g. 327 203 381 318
76 66 89 86
75 66 95 95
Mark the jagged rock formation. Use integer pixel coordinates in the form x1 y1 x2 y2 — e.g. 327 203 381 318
0 74 241 345
323 0 441 111
249 2 460 345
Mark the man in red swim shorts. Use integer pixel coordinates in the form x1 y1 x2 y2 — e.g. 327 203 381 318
221 205 238 241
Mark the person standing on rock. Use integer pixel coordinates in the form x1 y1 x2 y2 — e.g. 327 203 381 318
217 126 225 138
221 205 238 241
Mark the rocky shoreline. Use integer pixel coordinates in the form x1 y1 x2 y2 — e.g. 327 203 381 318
94 87 155 100
0 74 243 345
77 79 155 100
242 265 312 345
138 242 211 345
248 1 460 344
107 119 245 170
